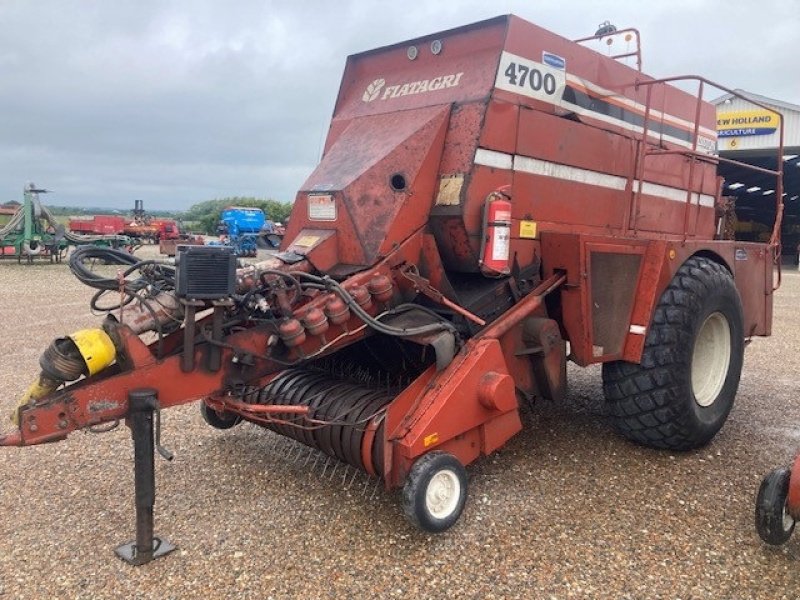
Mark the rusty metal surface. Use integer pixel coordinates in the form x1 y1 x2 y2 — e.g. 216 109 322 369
789 454 800 519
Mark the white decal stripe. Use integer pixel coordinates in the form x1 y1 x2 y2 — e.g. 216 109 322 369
474 150 715 208
637 181 715 208
474 148 513 170
513 156 627 190
629 324 647 335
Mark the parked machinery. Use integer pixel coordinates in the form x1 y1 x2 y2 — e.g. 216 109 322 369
0 16 785 563
216 206 283 257
113 199 181 244
0 183 131 263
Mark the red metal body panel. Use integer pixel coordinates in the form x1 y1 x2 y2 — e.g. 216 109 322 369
69 215 126 235
788 454 800 519
542 231 771 365
331 19 505 123
284 105 450 269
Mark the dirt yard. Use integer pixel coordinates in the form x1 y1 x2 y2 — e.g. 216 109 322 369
1 248 799 599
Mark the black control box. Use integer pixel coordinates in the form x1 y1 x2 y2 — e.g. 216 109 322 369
176 245 237 300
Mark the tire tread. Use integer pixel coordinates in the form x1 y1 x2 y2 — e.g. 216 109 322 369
602 256 741 450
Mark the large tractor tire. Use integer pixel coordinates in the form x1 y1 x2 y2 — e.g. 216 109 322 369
602 256 744 450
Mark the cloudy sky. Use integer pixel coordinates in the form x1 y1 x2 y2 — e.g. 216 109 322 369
1 0 798 210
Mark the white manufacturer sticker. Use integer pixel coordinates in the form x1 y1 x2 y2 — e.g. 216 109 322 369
491 226 511 261
362 72 464 103
362 79 386 102
495 51 566 105
308 195 336 221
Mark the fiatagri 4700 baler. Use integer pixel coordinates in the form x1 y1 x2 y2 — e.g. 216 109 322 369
1 16 785 563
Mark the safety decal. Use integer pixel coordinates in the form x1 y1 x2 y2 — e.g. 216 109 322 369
308 195 336 221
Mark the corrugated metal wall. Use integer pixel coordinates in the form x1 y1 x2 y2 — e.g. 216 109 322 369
715 96 800 153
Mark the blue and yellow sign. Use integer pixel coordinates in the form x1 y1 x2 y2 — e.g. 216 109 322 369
717 109 779 137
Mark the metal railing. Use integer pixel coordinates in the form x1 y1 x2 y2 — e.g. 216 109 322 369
632 76 785 285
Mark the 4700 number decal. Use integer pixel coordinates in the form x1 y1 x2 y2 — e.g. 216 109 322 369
503 62 557 95
494 51 565 104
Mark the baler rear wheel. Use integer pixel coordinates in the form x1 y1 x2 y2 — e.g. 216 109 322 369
402 452 467 533
755 467 795 545
602 256 744 450
200 401 242 430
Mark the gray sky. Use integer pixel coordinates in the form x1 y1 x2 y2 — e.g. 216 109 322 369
1 0 798 210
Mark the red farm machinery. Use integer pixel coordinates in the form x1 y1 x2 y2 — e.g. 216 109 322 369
69 200 181 244
0 16 786 563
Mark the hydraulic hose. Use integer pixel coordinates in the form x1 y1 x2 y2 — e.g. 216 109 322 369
290 271 457 338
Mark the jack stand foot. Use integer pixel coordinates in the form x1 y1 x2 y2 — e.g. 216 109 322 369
115 388 177 566
114 537 176 566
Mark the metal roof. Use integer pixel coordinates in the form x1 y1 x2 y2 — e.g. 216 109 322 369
711 89 800 114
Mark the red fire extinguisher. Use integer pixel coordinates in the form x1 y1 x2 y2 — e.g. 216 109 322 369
479 185 512 277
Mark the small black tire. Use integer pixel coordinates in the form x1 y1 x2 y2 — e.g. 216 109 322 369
200 401 241 430
756 467 796 545
402 452 467 533
602 256 744 450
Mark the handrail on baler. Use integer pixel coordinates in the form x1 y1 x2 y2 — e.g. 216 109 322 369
632 76 785 288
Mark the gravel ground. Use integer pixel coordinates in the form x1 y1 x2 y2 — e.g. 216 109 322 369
1 248 800 599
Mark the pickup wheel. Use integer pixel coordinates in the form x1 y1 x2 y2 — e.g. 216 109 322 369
602 256 744 450
755 467 796 545
200 401 242 430
402 452 467 533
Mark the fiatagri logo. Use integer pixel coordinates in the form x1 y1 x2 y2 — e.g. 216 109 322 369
362 72 464 102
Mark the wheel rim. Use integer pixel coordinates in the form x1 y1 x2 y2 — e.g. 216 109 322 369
782 503 795 532
425 469 461 519
691 311 731 407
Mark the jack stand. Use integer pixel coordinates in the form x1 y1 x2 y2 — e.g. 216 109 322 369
114 388 176 565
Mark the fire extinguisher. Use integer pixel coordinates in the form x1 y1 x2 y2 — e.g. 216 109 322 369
479 185 512 277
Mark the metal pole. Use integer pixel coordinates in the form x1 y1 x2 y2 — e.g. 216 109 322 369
114 388 176 565
182 303 196 372
207 304 224 371
23 186 33 245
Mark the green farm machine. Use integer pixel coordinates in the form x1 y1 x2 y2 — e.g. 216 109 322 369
0 183 130 263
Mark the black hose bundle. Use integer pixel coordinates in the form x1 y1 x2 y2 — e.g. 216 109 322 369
68 246 176 312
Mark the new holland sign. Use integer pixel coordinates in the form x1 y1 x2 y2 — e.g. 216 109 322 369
717 109 779 138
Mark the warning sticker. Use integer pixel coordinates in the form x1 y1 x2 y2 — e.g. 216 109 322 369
491 227 510 261
294 235 320 248
519 220 538 239
423 432 439 447
308 195 336 221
